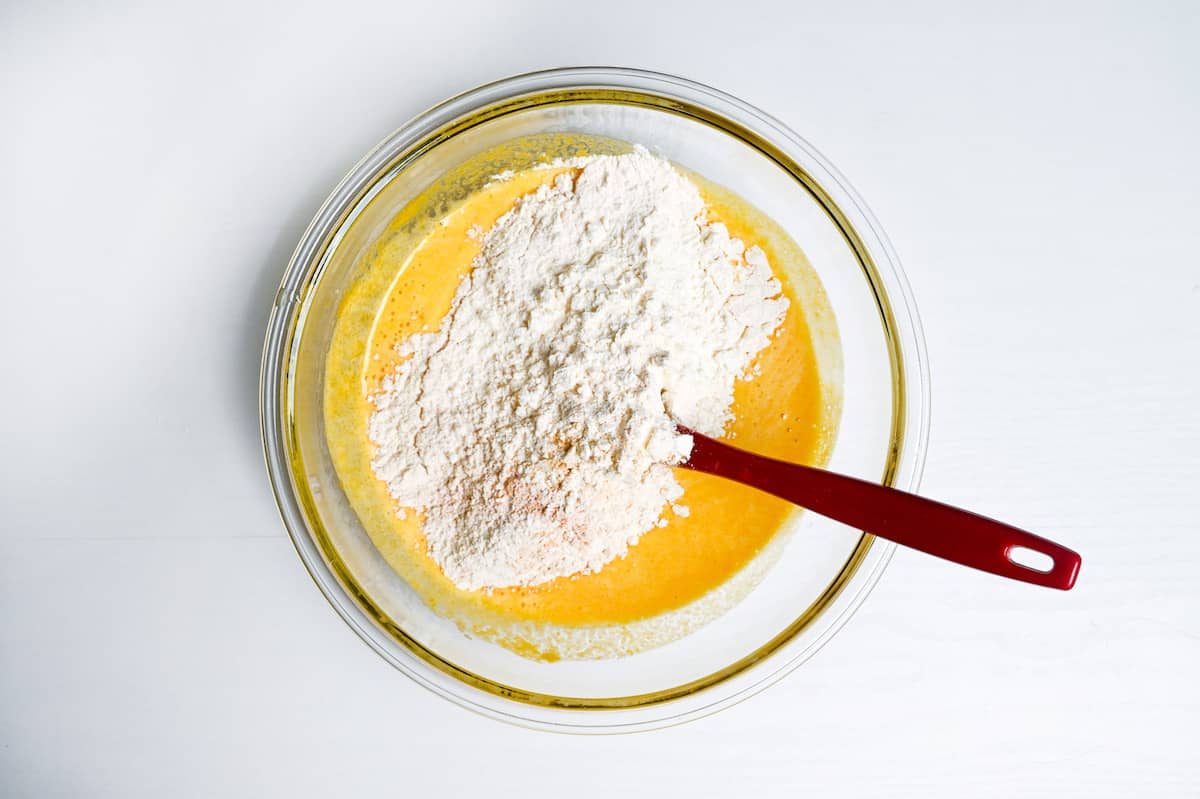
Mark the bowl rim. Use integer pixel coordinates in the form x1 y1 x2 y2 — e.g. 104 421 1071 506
259 66 930 733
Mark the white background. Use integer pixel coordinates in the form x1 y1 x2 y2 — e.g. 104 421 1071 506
2 1 1198 796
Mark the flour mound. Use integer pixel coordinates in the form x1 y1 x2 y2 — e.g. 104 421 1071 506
368 148 788 591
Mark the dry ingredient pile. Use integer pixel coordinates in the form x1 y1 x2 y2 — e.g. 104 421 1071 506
368 148 789 592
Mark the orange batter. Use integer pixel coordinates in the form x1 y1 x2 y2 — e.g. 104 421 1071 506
324 148 838 646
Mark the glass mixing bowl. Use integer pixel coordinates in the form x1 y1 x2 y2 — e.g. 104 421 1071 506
260 67 929 732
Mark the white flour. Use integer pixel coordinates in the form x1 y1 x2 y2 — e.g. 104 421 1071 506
368 148 788 591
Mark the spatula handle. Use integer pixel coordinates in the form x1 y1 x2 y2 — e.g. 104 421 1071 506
680 430 1080 590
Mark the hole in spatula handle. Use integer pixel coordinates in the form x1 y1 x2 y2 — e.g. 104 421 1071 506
1007 546 1055 573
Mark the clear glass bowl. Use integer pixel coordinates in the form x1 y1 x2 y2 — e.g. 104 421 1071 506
260 67 929 732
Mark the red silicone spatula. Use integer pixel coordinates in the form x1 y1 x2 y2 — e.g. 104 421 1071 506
677 426 1081 590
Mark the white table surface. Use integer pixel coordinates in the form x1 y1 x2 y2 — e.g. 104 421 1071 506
3 2 1198 796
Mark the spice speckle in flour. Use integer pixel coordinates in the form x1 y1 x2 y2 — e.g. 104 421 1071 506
367 149 789 591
